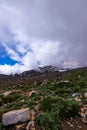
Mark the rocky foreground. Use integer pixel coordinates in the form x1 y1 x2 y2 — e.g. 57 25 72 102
0 67 87 130
0 89 87 130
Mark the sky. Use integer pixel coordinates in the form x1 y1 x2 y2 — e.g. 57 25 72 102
0 0 87 74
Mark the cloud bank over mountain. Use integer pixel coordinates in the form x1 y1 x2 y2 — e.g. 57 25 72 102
0 0 87 74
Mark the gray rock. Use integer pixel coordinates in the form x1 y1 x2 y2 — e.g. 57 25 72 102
2 108 30 126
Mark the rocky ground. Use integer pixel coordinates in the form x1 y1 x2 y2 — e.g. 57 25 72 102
0 67 87 130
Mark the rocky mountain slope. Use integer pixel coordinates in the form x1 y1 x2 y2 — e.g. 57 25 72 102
0 66 87 130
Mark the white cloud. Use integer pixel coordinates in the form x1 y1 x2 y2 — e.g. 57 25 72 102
3 43 21 62
0 64 20 75
0 0 87 74
0 40 62 74
31 40 61 66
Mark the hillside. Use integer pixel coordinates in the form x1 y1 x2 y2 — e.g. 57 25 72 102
0 66 87 130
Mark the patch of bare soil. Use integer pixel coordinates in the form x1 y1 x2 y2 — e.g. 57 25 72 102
60 118 87 130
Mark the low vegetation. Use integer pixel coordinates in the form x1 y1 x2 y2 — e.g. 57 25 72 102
0 67 87 129
36 96 80 130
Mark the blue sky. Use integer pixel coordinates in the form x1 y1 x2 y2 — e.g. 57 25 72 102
0 56 17 65
0 44 17 65
0 0 87 74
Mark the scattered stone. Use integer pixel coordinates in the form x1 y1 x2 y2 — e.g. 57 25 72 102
80 104 87 123
15 123 26 130
82 117 87 123
41 79 48 86
70 124 74 127
51 82 56 85
35 101 40 104
13 90 22 93
72 93 79 97
63 80 69 83
2 90 22 98
21 99 25 103
74 96 81 102
78 125 82 129
84 92 87 98
30 110 36 121
34 81 37 85
80 105 87 115
12 85 16 88
57 80 69 84
27 90 39 97
26 121 35 130
78 75 81 78
34 104 40 111
66 121 71 125
40 96 44 101
2 91 13 97
2 108 30 126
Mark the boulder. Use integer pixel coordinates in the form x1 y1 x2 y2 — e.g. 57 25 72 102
2 108 30 126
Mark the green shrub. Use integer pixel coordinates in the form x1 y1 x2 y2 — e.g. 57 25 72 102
41 96 80 118
40 96 53 112
36 112 60 130
31 94 41 101
52 99 80 118
4 93 21 103
39 96 80 130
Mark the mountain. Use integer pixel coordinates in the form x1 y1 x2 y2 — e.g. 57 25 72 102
0 65 63 89
0 65 86 89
